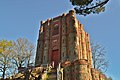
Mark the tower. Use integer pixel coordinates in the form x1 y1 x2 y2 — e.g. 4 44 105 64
35 10 92 68
35 10 93 80
9 10 108 80
35 10 107 80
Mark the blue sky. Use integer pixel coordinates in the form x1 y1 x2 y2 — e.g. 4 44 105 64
0 0 120 79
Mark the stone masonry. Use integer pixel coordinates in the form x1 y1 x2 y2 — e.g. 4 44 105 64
35 10 107 80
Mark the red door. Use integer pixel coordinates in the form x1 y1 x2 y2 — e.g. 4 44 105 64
51 50 59 67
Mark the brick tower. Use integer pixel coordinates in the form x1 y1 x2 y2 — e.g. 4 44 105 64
35 10 107 80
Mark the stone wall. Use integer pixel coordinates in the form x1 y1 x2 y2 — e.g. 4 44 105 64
91 68 107 80
35 10 108 80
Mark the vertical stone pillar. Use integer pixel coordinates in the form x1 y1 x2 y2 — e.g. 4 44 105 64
42 19 50 64
86 34 92 67
49 19 52 63
77 21 82 60
61 13 67 62
35 21 44 66
68 10 78 62
81 25 87 60
78 23 83 60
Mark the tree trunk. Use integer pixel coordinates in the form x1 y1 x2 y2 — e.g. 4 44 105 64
2 65 6 79
25 69 31 80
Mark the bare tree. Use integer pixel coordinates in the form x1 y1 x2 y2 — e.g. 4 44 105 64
91 42 109 72
0 40 13 79
12 38 35 72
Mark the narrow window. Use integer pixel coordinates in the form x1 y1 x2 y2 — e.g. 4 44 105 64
52 24 59 36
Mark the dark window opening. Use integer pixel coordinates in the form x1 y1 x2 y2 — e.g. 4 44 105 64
52 25 59 36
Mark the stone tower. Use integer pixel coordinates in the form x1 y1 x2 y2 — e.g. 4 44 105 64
35 10 107 80
35 10 92 66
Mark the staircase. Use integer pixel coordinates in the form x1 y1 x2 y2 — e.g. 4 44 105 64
47 68 57 80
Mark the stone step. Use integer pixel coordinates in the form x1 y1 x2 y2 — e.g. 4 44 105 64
47 68 57 80
50 68 57 73
48 74 57 78
47 78 57 80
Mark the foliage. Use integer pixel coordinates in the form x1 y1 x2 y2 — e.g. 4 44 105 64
0 40 13 79
0 38 35 79
70 0 109 16
91 42 109 72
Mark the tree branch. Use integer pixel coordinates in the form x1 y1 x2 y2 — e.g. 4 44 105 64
74 0 109 15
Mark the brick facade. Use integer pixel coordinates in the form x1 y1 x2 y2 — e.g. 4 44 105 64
35 10 107 80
